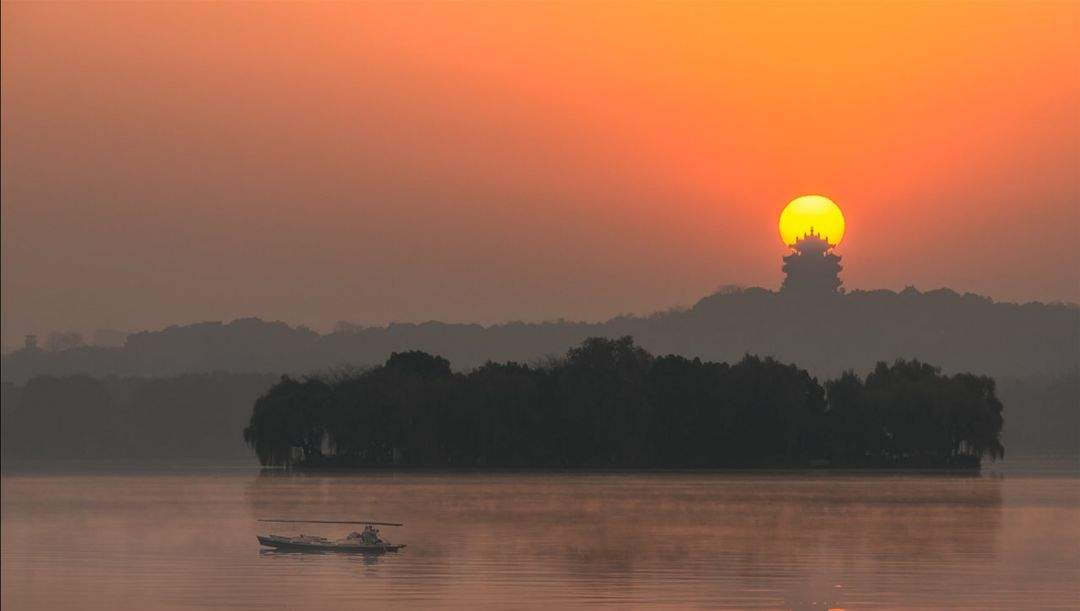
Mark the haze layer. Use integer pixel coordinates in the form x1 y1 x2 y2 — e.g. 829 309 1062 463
2 2 1077 346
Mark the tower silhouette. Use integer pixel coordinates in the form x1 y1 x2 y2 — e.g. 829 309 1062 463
781 227 842 294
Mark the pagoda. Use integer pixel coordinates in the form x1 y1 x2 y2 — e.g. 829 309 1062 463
781 227 842 294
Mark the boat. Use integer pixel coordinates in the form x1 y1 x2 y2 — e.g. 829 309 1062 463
257 519 406 553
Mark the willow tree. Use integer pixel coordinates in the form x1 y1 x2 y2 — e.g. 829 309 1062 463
243 375 331 466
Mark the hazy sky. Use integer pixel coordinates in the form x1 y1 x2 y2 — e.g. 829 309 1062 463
2 2 1077 347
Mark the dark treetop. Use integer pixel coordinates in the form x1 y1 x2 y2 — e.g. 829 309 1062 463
244 336 1005 469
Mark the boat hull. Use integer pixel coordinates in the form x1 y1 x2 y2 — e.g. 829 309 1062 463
258 535 405 553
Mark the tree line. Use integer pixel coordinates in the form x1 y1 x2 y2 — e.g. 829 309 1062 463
3 374 275 462
244 337 1005 469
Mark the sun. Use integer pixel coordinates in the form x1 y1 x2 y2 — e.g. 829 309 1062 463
778 195 845 247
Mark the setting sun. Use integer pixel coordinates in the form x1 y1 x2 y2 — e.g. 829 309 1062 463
779 195 845 247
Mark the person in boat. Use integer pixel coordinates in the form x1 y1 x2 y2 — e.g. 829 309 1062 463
345 524 383 545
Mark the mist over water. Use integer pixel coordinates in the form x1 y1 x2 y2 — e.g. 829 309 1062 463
3 469 1077 609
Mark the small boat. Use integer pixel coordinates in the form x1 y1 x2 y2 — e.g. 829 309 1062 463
257 519 406 553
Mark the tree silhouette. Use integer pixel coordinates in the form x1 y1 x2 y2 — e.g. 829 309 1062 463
243 337 1005 469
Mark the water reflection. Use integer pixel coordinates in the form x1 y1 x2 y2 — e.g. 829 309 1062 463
259 548 386 567
3 470 1076 610
243 470 1012 608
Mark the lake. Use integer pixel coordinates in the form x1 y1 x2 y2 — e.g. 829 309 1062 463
2 465 1078 609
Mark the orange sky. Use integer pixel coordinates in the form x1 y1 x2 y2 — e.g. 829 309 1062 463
2 2 1078 347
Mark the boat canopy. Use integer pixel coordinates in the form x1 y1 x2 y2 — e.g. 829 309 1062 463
258 519 403 527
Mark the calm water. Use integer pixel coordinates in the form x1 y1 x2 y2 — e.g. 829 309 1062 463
2 467 1078 609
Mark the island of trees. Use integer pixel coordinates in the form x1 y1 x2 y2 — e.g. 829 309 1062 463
243 336 1005 470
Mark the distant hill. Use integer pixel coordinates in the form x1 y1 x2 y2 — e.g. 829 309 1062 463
1 373 276 463
1 287 1076 461
3 287 1076 382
